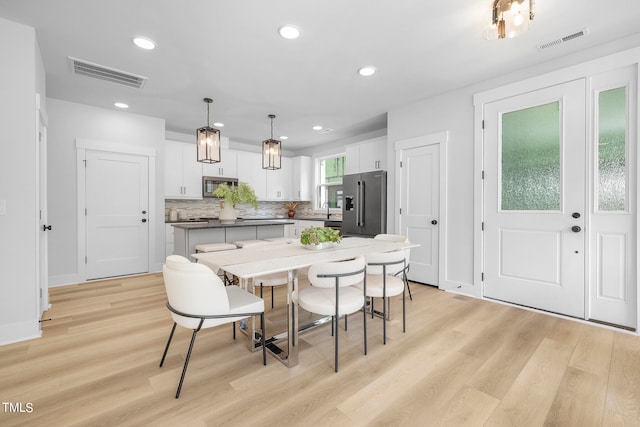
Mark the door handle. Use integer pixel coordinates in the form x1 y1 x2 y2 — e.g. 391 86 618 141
572 212 581 219
141 218 147 223
431 220 438 225
571 225 581 232
142 210 147 214
43 224 52 231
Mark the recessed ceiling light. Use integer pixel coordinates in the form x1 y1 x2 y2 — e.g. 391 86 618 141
280 136 289 140
133 36 156 50
114 102 129 109
358 66 376 77
312 125 323 131
213 122 224 127
278 25 301 40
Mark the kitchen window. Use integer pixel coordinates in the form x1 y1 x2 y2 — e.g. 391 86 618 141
316 154 345 212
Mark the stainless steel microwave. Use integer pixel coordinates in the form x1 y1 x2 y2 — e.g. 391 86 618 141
202 176 238 198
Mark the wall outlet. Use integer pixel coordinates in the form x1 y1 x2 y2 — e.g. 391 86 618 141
0 200 5 215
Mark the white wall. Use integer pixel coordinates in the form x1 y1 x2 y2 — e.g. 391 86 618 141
0 18 42 344
387 34 640 297
47 99 166 286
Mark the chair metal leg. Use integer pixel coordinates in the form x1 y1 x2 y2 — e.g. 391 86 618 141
160 322 177 367
335 278 339 372
404 269 413 301
271 286 274 309
233 321 236 339
260 312 266 365
383 276 387 345
344 314 348 331
402 287 406 333
175 329 198 398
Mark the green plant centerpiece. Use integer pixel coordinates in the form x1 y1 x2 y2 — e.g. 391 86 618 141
213 182 258 223
300 226 342 250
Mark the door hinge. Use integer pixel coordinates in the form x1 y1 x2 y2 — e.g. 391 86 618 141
85 208 88 216
482 170 485 179
83 159 87 168
399 208 402 215
482 120 485 129
481 272 484 281
85 256 88 264
482 222 485 231
40 288 42 298
399 161 403 168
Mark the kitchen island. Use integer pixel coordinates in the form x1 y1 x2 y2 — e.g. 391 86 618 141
171 219 294 259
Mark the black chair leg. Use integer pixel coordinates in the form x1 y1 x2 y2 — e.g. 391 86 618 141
160 322 177 367
271 286 274 309
261 312 267 365
175 329 198 398
344 314 348 331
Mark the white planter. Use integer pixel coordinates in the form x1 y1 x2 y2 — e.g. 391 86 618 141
219 204 237 224
303 242 335 250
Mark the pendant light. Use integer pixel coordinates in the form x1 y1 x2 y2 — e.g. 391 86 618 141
262 114 282 170
196 98 221 163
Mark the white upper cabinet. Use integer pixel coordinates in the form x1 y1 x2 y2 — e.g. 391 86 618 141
202 148 238 178
236 151 267 200
345 136 387 174
165 140 203 199
292 156 312 201
237 151 294 200
266 157 292 200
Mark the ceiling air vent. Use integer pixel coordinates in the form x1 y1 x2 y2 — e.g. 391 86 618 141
537 28 589 51
68 57 148 89
319 128 334 134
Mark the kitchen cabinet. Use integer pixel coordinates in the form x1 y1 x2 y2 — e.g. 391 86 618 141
165 140 203 199
266 157 292 200
292 156 312 201
345 137 387 174
285 219 325 238
236 151 293 200
202 147 238 178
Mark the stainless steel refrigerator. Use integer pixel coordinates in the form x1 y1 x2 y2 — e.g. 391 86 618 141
342 170 387 237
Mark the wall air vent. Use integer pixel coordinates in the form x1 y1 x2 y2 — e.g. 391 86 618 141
68 57 148 89
537 28 589 51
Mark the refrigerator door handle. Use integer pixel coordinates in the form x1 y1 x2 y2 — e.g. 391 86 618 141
358 180 365 227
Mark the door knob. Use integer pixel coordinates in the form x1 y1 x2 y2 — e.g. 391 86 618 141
141 218 147 223
571 225 581 232
142 210 147 214
42 224 52 231
572 212 581 219
431 220 438 225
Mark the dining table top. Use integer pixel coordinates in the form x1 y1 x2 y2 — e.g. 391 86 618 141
192 237 415 279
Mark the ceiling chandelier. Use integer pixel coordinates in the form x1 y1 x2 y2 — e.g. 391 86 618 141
262 114 282 170
484 0 535 40
196 97 221 163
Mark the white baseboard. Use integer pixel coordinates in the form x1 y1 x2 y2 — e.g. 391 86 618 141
0 320 42 346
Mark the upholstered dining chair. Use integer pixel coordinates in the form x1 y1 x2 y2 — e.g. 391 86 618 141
358 250 407 345
237 240 290 309
294 256 367 372
160 255 266 398
374 233 413 300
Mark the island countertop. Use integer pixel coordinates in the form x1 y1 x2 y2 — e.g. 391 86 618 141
171 219 294 229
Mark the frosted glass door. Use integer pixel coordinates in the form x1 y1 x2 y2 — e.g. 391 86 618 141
483 79 586 318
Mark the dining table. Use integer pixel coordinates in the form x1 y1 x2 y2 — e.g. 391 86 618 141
192 236 416 368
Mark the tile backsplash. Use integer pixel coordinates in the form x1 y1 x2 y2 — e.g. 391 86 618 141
164 199 340 221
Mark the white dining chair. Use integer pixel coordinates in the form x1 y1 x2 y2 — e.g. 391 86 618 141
160 255 266 398
374 233 413 300
358 250 407 344
240 240 290 309
294 256 367 372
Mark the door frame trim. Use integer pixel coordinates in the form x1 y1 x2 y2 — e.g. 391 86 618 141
76 138 156 282
394 131 448 289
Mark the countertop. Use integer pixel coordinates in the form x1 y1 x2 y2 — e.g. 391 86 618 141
170 219 295 229
166 216 342 225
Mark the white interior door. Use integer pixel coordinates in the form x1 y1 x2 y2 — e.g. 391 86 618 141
36 96 49 316
86 150 149 280
483 80 586 318
399 144 439 285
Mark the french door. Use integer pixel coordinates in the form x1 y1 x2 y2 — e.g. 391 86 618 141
483 69 637 329
484 80 586 318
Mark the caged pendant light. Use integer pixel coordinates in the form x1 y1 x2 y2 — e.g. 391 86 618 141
483 0 535 40
262 114 282 170
196 98 221 163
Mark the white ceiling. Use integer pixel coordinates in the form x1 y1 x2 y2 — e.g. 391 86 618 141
2 0 640 152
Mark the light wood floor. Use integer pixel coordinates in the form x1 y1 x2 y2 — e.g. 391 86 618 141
1 274 640 427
